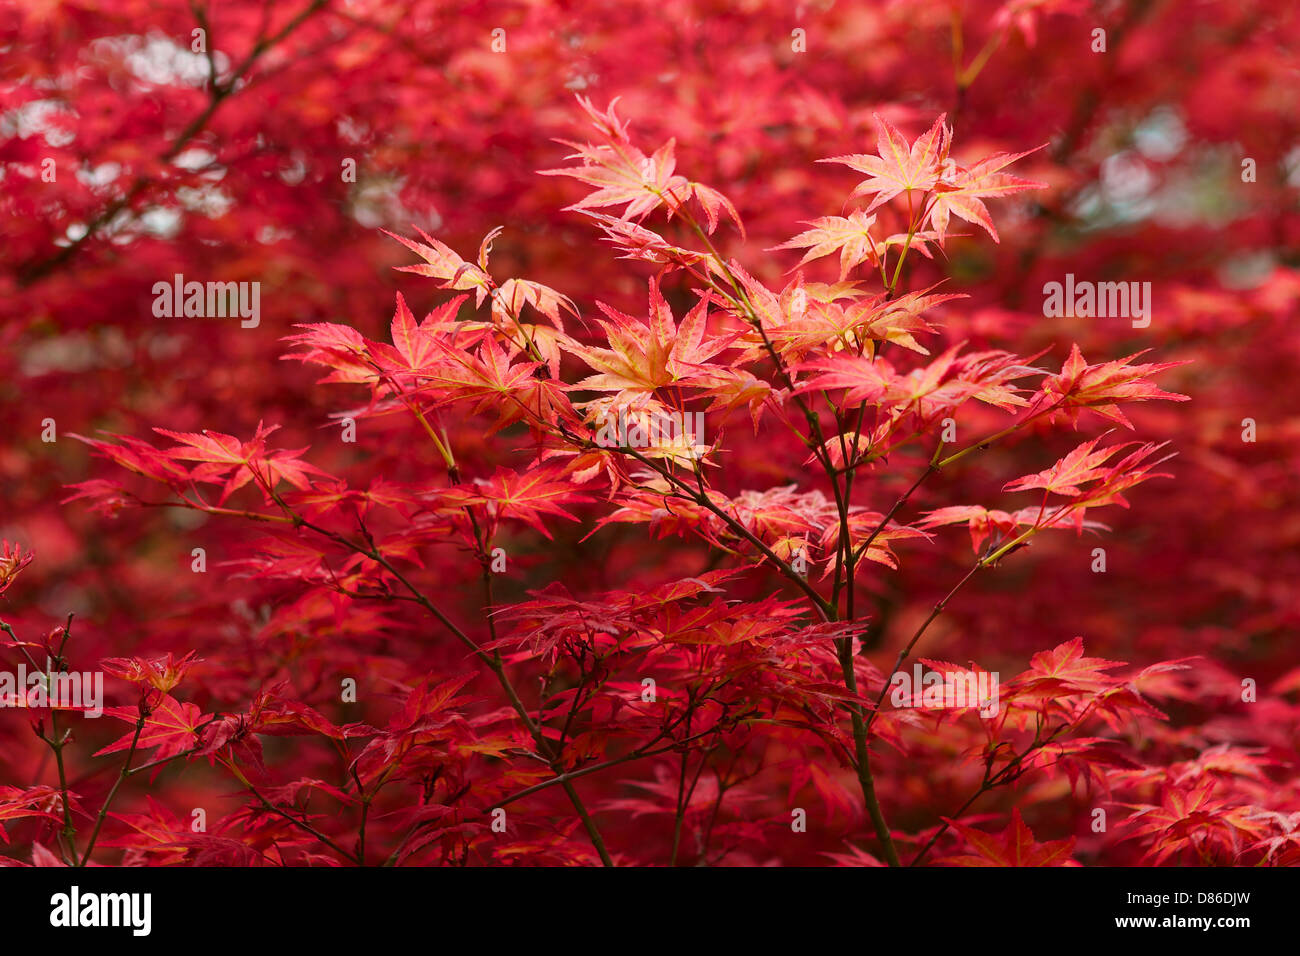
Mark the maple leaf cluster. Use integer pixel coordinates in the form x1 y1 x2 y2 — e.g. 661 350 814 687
39 98 1200 869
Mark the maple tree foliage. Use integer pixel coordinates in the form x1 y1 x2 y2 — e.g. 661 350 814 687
1 0 1299 869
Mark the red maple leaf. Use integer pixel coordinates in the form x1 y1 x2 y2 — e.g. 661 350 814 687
96 695 210 764
937 808 1078 866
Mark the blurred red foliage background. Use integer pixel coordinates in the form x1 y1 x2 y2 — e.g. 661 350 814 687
1 0 1298 866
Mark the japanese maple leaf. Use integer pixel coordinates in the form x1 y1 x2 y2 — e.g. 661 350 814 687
350 675 512 785
592 483 722 546
926 146 1047 242
793 352 897 405
1078 440 1177 507
1120 783 1269 865
723 265 870 360
562 137 687 219
950 347 1045 410
811 431 873 470
833 511 931 571
384 227 493 305
382 293 469 378
1035 737 1144 793
281 321 378 385
384 674 476 733
769 211 880 279
1170 743 1273 786
425 331 572 431
70 432 192 486
727 485 840 545
1248 810 1300 863
491 278 578 330
1008 637 1126 697
919 504 1108 554
441 465 593 539
96 796 193 864
689 181 744 235
154 421 332 504
100 651 202 694
920 505 1021 554
569 279 725 397
773 287 960 361
540 98 692 221
579 211 707 267
822 113 951 212
823 845 887 867
0 539 34 595
603 765 766 818
541 97 740 234
790 760 860 822
692 367 773 431
661 599 803 647
1028 344 1189 428
849 288 965 354
241 685 350 741
95 695 209 763
795 339 979 416
59 478 133 517
937 808 1078 866
0 786 63 843
1003 434 1125 496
